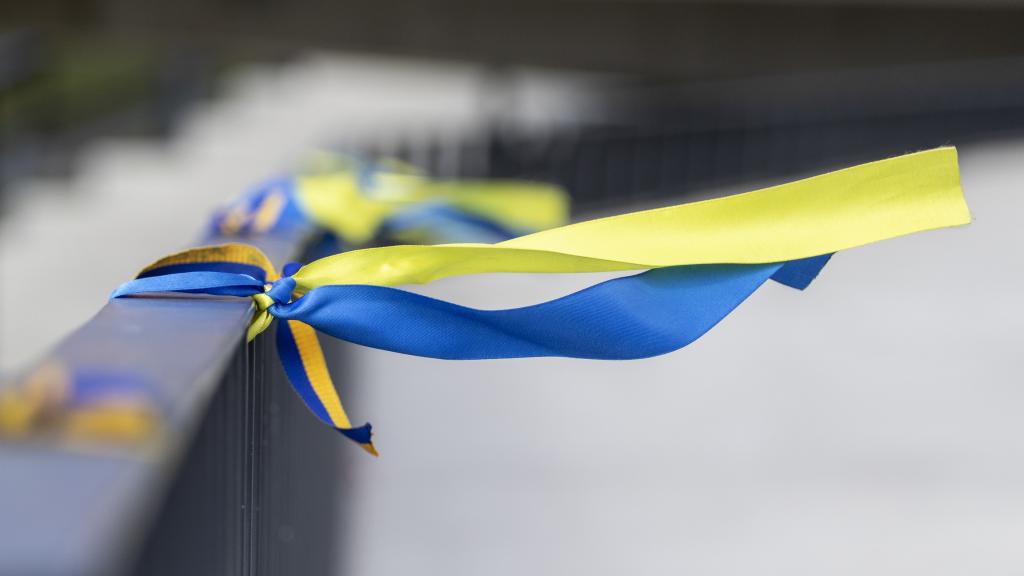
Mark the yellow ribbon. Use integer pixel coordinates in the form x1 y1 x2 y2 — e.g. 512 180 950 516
294 165 569 245
290 147 969 293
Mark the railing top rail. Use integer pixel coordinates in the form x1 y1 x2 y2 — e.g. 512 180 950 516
0 230 310 576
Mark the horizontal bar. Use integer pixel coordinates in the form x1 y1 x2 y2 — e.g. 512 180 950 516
0 230 310 576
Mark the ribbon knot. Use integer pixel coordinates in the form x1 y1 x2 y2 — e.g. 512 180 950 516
248 276 297 342
265 276 297 306
108 245 378 455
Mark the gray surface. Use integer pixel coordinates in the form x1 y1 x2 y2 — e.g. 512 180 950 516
336 140 1024 575
0 233 304 576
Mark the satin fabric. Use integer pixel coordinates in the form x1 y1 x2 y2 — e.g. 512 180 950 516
290 148 967 293
208 155 570 244
110 147 970 453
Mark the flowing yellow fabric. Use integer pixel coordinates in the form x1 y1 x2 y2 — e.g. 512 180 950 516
292 147 969 292
295 173 391 245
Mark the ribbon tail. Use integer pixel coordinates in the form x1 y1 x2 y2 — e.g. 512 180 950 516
275 318 376 455
274 263 784 360
770 253 834 290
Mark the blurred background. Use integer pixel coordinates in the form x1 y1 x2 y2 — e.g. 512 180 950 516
2 1 1024 575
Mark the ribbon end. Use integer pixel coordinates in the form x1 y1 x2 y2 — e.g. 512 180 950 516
337 422 377 456
770 253 834 290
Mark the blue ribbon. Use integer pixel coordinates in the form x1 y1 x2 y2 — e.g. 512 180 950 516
208 173 536 244
112 255 831 360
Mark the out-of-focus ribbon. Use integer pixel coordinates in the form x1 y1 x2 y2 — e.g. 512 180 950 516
0 362 164 446
208 153 570 245
112 147 970 454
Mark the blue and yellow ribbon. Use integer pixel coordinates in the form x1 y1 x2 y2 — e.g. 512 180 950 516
112 147 970 454
208 153 570 245
0 361 164 446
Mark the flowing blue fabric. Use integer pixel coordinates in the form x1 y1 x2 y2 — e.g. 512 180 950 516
770 253 833 289
269 263 784 360
112 257 830 360
108 251 832 454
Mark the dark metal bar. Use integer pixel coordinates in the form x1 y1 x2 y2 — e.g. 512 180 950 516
131 321 342 575
0 230 314 576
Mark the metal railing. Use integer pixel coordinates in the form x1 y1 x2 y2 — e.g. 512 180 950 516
133 313 345 575
0 230 316 576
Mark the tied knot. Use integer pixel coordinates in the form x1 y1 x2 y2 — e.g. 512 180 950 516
265 276 297 306
252 275 297 312
248 275 297 342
